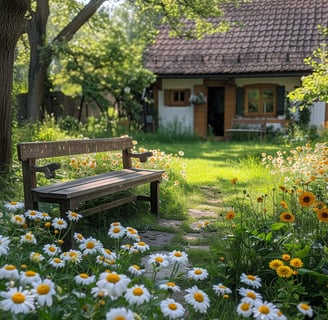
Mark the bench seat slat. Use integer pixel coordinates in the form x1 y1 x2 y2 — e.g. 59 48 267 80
32 169 162 200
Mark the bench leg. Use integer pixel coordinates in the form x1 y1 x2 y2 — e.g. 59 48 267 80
150 181 160 216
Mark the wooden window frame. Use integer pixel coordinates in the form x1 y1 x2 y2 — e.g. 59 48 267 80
244 84 277 117
164 89 191 106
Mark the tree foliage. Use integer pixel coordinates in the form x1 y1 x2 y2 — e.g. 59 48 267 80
288 26 328 108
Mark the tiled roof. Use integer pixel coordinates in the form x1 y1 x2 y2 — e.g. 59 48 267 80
144 0 328 76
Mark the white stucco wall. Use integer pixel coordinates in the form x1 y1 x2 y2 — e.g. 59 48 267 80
235 77 301 92
159 79 203 132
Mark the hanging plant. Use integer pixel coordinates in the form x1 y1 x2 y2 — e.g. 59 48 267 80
189 92 207 105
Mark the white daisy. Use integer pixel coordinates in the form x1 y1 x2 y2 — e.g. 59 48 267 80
20 232 37 244
61 249 82 263
52 217 68 230
10 214 26 226
4 201 24 212
159 281 181 292
108 224 126 239
160 298 185 319
124 284 151 305
39 212 51 221
212 283 232 296
96 255 115 267
79 237 103 255
105 307 134 320
0 286 35 314
169 250 188 265
20 270 41 285
187 267 209 281
30 252 45 263
128 264 145 276
133 241 150 253
0 235 10 256
238 287 262 305
101 248 117 260
24 209 41 220
97 272 131 297
32 279 56 307
91 286 109 298
125 227 139 240
184 285 210 314
275 309 288 320
74 273 96 285
66 210 82 222
252 300 278 320
48 257 65 268
240 273 262 289
121 244 135 254
297 303 313 318
73 232 85 243
236 301 253 318
148 253 170 268
0 264 19 279
43 244 61 256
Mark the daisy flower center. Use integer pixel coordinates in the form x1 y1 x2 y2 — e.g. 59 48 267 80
247 292 257 299
113 227 121 233
12 292 26 304
300 303 310 310
155 257 163 263
80 273 89 279
174 252 182 257
106 273 120 283
49 246 56 252
246 275 256 281
57 220 64 225
195 269 203 275
30 211 37 216
166 282 175 287
25 270 37 277
10 201 17 205
241 303 251 311
53 258 61 263
15 216 23 222
5 265 16 271
258 305 270 314
168 303 178 311
113 317 125 320
133 288 144 296
133 265 140 270
194 292 204 302
138 242 146 246
86 241 95 249
37 284 50 295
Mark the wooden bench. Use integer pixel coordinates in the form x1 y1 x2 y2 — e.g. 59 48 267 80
225 118 267 140
17 137 163 231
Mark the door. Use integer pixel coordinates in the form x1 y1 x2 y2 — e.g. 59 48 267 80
207 87 225 136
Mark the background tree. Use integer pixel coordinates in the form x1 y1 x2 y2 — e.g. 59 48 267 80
0 0 28 173
1 0 243 173
288 26 328 107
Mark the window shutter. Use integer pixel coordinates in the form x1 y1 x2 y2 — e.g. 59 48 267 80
164 90 171 106
277 86 285 115
236 87 244 115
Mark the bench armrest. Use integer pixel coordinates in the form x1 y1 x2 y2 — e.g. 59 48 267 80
127 151 153 163
31 162 61 179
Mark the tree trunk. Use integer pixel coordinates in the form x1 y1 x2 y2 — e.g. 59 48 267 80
0 0 28 172
26 0 107 120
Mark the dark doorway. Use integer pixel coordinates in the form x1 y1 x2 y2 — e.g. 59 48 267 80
207 87 225 136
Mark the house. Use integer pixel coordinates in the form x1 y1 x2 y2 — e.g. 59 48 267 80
143 0 328 138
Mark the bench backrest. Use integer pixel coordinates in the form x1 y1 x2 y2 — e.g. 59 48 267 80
17 137 135 209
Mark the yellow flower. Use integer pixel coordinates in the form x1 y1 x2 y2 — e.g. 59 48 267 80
225 211 235 220
276 265 293 278
280 200 288 209
269 259 284 271
298 191 316 207
317 208 328 223
231 177 238 185
279 212 295 223
282 254 290 261
290 258 303 268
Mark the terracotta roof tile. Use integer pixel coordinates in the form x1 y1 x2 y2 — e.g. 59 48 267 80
144 0 328 76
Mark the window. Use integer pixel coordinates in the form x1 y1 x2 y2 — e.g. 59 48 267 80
244 85 276 116
164 89 191 106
